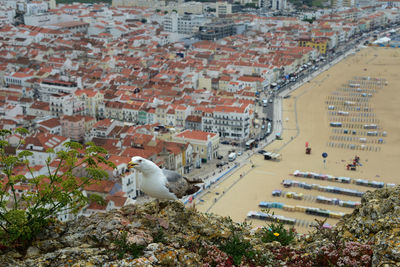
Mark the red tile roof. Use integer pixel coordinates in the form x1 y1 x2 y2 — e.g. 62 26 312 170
38 118 61 128
175 130 217 141
84 180 115 193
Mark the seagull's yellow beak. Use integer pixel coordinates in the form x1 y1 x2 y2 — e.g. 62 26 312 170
128 161 137 169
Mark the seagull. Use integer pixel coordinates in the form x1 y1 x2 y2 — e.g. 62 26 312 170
128 156 201 200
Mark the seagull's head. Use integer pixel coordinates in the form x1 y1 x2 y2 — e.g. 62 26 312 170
128 156 157 174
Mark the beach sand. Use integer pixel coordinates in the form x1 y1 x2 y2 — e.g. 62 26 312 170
196 47 400 233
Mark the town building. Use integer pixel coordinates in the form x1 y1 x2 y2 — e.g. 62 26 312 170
163 12 210 35
198 19 236 40
39 79 78 102
173 130 219 163
61 115 86 142
16 133 69 166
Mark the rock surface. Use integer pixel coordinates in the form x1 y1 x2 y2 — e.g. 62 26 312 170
0 186 399 266
335 186 400 266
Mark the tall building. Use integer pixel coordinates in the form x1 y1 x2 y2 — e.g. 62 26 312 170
216 2 232 17
198 19 236 40
112 0 165 7
331 0 356 8
271 0 287 10
39 79 78 102
163 12 210 35
258 0 270 8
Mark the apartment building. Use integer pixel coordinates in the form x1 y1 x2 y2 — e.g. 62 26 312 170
199 19 236 40
298 38 328 54
61 115 86 142
39 79 78 102
49 93 84 117
173 130 219 163
163 12 210 35
271 0 287 10
17 133 69 166
216 2 232 17
74 89 104 118
212 104 251 139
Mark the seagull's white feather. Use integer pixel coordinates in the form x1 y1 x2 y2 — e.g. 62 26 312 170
130 156 177 200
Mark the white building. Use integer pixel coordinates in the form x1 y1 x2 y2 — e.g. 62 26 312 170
25 2 48 16
173 130 219 163
24 13 59 26
163 12 210 35
45 21 89 34
0 7 16 25
4 72 33 87
39 79 78 102
164 1 204 15
4 104 23 119
37 118 62 135
121 172 137 200
210 104 251 139
16 133 69 166
107 155 138 200
271 0 287 10
90 119 122 139
216 2 232 17
49 93 84 117
258 0 270 8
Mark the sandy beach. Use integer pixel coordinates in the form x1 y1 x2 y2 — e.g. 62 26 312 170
196 47 400 233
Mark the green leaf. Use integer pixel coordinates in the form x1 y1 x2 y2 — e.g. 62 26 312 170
0 128 115 247
18 150 33 158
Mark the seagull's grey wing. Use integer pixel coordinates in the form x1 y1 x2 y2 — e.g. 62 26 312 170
162 169 182 183
162 169 203 183
162 169 201 199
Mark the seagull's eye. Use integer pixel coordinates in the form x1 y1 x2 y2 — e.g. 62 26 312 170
138 159 142 163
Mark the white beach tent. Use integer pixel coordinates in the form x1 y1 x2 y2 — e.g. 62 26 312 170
373 37 391 44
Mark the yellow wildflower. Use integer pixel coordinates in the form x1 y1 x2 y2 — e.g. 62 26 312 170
273 232 280 237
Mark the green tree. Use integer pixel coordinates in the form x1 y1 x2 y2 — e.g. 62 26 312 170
0 129 115 249
302 16 316 24
244 2 257 8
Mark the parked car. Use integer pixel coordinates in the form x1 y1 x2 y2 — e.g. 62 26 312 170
258 149 267 154
221 140 230 145
217 155 223 160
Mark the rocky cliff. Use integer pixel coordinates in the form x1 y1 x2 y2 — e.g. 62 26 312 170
1 186 399 267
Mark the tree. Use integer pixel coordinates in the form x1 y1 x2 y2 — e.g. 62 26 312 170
244 2 257 8
141 18 147 23
302 16 316 24
0 129 115 249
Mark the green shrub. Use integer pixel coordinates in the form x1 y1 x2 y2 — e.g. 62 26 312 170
220 233 254 265
260 220 296 246
113 231 145 259
152 227 166 244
